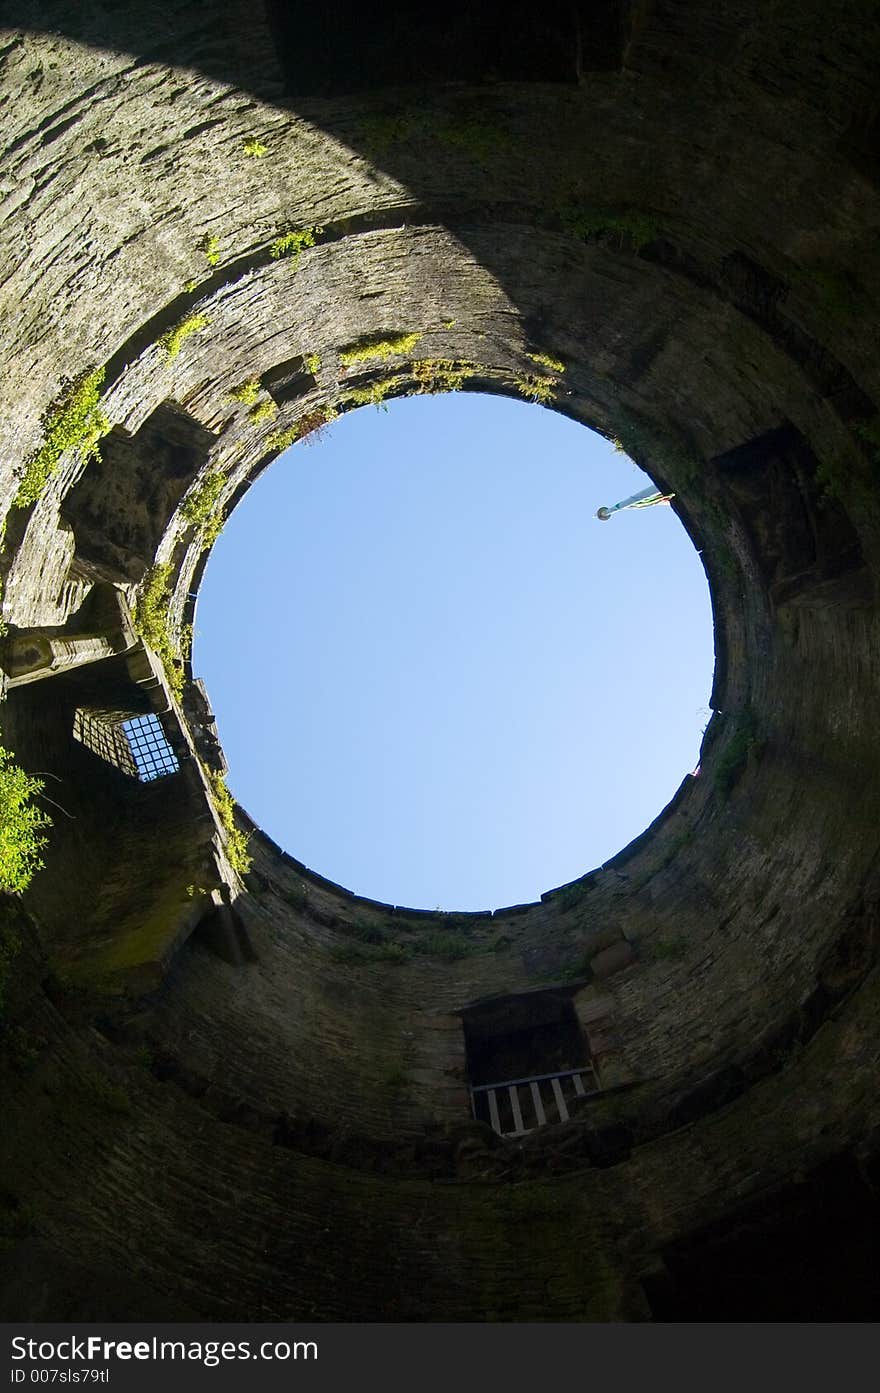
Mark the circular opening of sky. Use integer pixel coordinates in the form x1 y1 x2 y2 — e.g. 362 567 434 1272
194 393 715 911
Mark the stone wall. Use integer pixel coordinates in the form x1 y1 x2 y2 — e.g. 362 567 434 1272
1 0 879 1320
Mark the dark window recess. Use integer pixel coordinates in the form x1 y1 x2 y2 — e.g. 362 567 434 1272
264 2 634 96
74 709 179 782
643 1152 880 1321
61 401 217 583
463 990 597 1136
713 423 865 604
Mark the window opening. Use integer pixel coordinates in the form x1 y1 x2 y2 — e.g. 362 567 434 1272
123 713 180 781
463 989 598 1137
74 708 179 781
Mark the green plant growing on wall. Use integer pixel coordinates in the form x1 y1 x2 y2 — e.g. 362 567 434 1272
563 203 662 252
248 398 278 424
303 353 321 375
515 374 557 405
265 424 301 453
269 226 322 268
180 470 227 549
554 883 585 914
412 931 480 961
206 771 252 875
200 233 221 267
713 708 758 798
266 405 338 453
344 378 403 411
227 377 262 406
528 351 566 373
157 313 210 361
339 332 423 366
14 367 110 508
242 138 267 158
0 745 52 895
132 563 186 699
412 359 468 393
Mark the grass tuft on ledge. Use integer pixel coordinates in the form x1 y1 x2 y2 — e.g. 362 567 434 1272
14 368 109 508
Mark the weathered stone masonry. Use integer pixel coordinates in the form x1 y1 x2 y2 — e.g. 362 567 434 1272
1 1 879 1320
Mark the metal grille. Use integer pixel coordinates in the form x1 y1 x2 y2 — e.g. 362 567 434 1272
471 1066 600 1138
122 713 179 781
73 708 139 777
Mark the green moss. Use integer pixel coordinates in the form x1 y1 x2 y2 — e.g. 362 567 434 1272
265 424 301 453
303 353 321 375
200 233 221 267
344 378 403 411
64 878 192 987
180 469 227 549
339 332 423 365
242 138 267 158
206 771 252 875
269 226 322 267
529 351 566 373
0 744 52 898
157 313 210 361
227 377 262 405
563 203 662 252
248 398 278 424
14 368 109 507
132 563 186 699
412 359 469 393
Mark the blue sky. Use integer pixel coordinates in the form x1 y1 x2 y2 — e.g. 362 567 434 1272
194 393 714 910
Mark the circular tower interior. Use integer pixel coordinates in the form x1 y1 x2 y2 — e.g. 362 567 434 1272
1 1 879 1321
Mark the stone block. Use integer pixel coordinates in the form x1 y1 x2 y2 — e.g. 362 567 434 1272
590 941 636 980
573 989 616 1025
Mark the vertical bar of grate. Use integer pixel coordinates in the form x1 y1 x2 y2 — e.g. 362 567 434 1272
550 1075 569 1123
487 1088 501 1136
508 1085 525 1135
530 1079 547 1126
